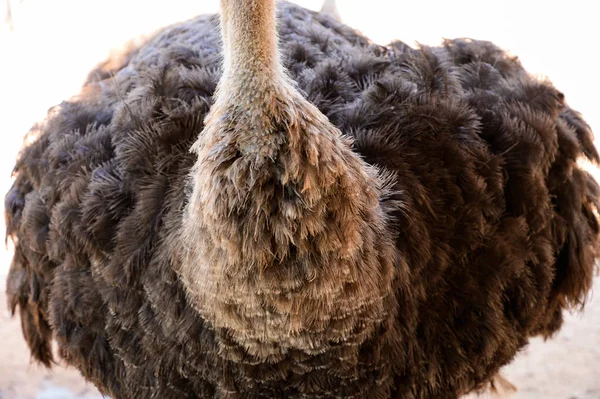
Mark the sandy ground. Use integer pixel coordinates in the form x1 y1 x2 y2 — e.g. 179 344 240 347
1 1 599 398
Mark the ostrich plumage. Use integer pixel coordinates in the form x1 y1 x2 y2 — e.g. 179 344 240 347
5 1 599 398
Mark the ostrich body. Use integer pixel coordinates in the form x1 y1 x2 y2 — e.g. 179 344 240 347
5 0 599 398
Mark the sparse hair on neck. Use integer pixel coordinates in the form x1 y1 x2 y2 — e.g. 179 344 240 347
178 0 399 376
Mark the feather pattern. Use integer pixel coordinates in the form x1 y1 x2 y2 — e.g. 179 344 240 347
5 2 599 398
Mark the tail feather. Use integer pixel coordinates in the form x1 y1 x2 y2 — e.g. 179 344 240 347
542 104 600 335
6 247 53 366
560 107 599 163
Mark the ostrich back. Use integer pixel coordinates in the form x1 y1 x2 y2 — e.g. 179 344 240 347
5 2 599 398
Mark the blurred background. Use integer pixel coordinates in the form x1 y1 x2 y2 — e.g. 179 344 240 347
0 1 598 398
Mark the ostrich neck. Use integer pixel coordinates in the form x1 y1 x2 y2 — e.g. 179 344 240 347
178 0 399 369
220 0 282 88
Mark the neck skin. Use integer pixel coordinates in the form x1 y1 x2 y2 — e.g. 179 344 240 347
220 0 280 82
178 0 400 379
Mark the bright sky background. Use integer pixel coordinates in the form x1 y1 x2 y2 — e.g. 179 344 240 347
0 0 599 272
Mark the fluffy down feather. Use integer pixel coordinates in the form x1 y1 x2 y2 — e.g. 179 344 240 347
5 2 599 398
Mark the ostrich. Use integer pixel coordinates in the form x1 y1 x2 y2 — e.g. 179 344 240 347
319 0 340 21
5 0 599 398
